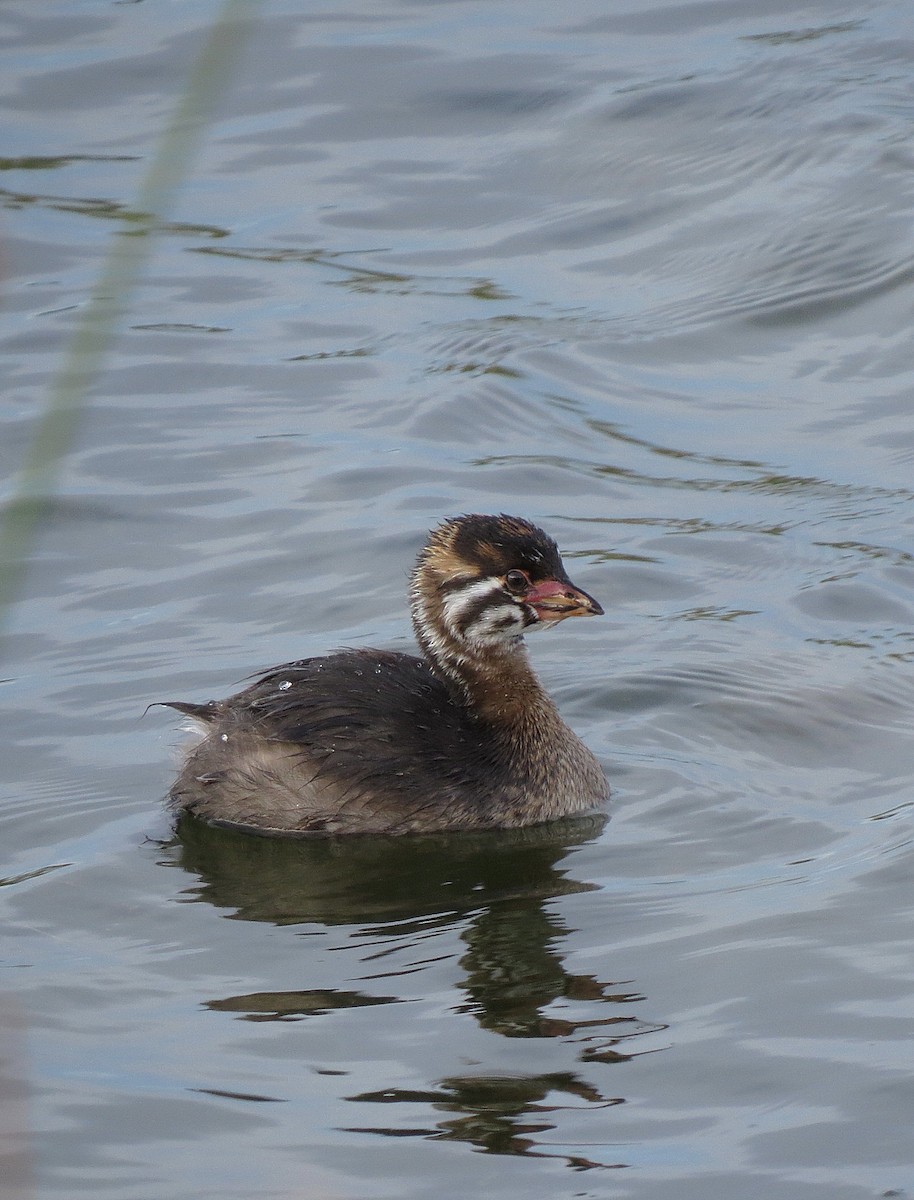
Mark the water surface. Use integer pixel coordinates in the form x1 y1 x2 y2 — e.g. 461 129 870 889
2 1 914 1197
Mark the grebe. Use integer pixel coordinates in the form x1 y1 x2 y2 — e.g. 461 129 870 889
165 514 607 836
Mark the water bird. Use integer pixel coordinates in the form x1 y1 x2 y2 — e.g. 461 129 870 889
164 514 607 836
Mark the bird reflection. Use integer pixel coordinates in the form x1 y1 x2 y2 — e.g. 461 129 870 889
168 810 605 925
346 1073 626 1169
166 812 662 1169
458 894 647 1045
205 988 397 1021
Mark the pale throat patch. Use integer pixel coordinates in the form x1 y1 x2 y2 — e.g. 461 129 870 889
441 577 499 624
441 577 526 647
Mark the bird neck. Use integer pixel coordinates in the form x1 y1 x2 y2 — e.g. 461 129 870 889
410 583 558 729
448 647 560 731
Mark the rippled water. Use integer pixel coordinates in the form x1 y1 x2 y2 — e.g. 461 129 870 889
3 1 914 1197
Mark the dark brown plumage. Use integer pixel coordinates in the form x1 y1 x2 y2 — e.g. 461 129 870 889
164 514 607 836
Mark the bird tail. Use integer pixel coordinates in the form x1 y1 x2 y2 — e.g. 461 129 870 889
154 700 221 727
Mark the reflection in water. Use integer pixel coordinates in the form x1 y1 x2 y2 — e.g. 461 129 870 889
458 894 650 1052
169 811 606 925
347 1074 625 1170
196 243 512 299
205 989 398 1021
168 814 662 1168
0 182 225 238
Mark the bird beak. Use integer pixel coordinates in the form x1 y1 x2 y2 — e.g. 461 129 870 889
526 578 604 622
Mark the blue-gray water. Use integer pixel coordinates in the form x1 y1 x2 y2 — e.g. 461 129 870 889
3 2 914 1197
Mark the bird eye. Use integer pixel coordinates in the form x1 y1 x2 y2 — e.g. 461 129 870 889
504 569 529 594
